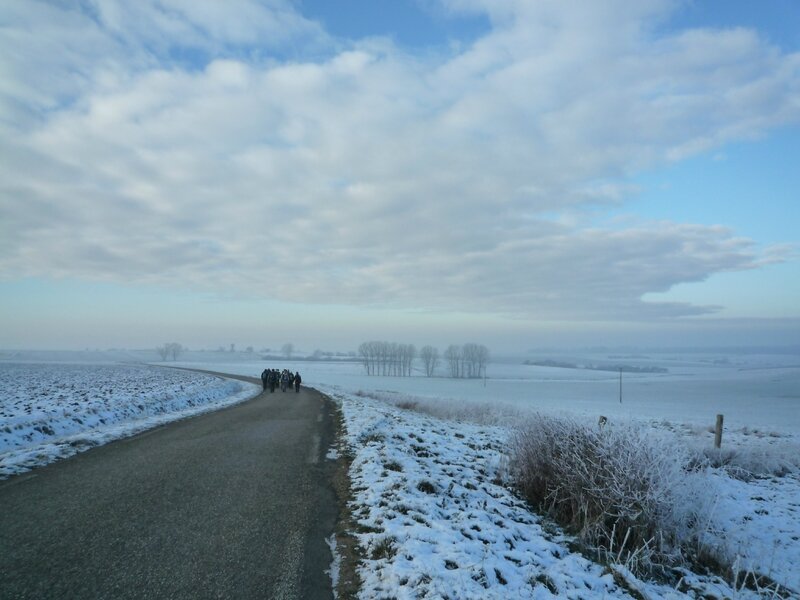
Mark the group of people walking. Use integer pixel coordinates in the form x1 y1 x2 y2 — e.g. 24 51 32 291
261 368 302 393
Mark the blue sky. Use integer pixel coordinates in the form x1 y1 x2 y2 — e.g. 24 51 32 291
1 0 798 352
300 0 490 47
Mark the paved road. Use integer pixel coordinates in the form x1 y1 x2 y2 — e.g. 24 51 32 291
0 373 337 599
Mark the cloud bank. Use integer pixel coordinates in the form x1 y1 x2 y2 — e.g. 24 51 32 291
1 0 798 321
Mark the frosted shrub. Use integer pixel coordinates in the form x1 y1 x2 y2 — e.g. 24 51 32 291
511 414 713 577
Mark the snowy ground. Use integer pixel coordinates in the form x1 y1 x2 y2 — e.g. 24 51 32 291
158 351 799 596
0 362 260 478
321 386 800 599
2 350 798 597
704 471 800 592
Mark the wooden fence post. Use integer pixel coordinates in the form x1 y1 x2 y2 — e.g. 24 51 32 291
714 414 724 449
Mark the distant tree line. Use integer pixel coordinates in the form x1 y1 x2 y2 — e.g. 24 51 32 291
358 341 416 376
358 341 489 378
444 343 490 379
156 342 184 361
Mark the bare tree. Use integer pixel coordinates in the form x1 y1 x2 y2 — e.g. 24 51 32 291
359 340 381 375
444 345 462 378
463 343 486 378
419 345 438 377
403 344 416 376
380 341 389 376
462 343 476 378
389 342 399 376
476 344 490 378
168 342 183 361
358 341 371 375
456 343 490 378
158 342 183 361
282 343 294 358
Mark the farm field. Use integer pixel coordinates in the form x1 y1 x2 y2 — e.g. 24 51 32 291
167 349 800 434
326 387 800 599
163 349 799 597
0 361 259 478
2 350 798 597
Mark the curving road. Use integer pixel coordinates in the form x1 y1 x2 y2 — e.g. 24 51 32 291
0 372 337 599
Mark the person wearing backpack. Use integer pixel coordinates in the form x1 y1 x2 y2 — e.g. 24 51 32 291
260 368 269 391
269 370 277 393
280 370 289 392
293 371 301 393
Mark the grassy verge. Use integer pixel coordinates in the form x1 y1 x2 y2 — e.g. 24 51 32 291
508 413 799 598
329 402 363 599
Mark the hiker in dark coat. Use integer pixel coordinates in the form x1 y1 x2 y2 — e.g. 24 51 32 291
261 368 269 391
269 370 277 393
294 372 301 393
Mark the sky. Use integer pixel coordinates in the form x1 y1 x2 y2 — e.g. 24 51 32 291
1 0 799 354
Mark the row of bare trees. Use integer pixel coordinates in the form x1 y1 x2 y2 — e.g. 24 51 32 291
358 341 417 376
444 343 490 379
156 342 184 361
359 341 489 378
419 346 439 377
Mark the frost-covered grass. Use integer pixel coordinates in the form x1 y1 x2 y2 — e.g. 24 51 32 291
345 387 800 480
510 415 799 593
0 362 260 478
511 415 711 578
325 387 633 598
321 386 800 598
320 385 793 599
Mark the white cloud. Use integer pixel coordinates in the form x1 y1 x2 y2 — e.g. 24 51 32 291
90 0 315 46
84 0 326 55
1 0 798 321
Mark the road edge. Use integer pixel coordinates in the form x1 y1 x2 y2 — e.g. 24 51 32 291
322 391 364 599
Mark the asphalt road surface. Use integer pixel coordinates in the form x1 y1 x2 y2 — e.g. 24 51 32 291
0 372 337 599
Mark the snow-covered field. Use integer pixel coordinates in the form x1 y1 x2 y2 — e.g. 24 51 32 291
158 351 800 596
322 386 800 599
325 387 637 599
165 349 800 434
0 361 260 478
2 349 798 597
